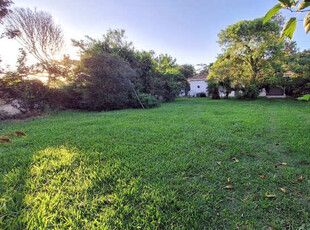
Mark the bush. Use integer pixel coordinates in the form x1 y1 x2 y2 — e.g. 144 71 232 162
0 79 50 111
76 53 137 111
49 85 82 110
130 93 160 109
238 84 260 99
196 93 207 97
0 110 10 120
208 82 220 99
297 94 310 102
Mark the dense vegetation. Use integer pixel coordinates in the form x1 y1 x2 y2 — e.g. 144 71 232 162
0 98 309 229
0 26 196 118
209 16 310 99
0 5 309 119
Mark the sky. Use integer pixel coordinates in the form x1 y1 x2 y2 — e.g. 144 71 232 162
0 0 309 70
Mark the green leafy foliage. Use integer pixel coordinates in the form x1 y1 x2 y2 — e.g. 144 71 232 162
131 93 160 108
211 18 284 99
263 4 283 24
285 49 310 97
304 12 310 33
75 52 138 111
264 0 310 39
72 30 188 104
297 94 310 101
297 0 310 10
281 17 297 40
279 0 297 7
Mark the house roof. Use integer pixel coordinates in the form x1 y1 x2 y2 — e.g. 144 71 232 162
188 74 208 81
284 71 293 76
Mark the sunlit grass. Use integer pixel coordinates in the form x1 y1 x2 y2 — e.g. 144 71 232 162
0 98 309 229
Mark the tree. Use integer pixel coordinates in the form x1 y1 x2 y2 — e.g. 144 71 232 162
75 51 138 111
197 63 212 75
154 54 186 101
73 30 185 102
178 64 195 95
72 30 156 95
264 0 310 40
285 49 310 96
4 7 65 86
208 54 234 99
0 0 12 23
210 18 284 99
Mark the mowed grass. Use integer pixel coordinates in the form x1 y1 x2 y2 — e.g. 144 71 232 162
0 98 310 229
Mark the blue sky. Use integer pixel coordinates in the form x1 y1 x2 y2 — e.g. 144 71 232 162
0 0 309 69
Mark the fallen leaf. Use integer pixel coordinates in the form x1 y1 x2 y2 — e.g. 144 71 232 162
296 176 303 182
265 192 276 198
280 188 287 193
0 138 12 143
227 177 231 182
298 161 310 166
8 131 27 137
259 175 267 179
279 162 288 166
225 185 234 189
232 157 239 163
216 161 222 166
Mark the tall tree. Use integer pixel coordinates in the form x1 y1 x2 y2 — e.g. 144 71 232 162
4 7 64 86
210 18 284 99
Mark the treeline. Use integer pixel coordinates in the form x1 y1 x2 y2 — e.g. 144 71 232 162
0 6 196 118
208 16 310 99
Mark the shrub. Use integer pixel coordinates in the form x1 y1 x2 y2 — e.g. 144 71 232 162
76 52 137 111
0 79 50 111
297 94 310 102
130 93 160 109
208 82 220 99
238 84 260 99
196 93 207 98
0 110 10 120
49 85 82 110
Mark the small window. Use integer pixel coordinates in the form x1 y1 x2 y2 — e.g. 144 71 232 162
197 85 200 88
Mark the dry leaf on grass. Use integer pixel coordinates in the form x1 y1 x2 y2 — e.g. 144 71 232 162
7 131 27 137
0 138 12 143
217 161 222 166
265 192 276 198
275 162 288 169
232 157 239 163
227 177 231 182
296 176 303 182
280 188 287 193
225 185 234 189
259 175 267 179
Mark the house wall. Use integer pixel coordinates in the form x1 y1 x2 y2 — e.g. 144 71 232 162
189 80 208 96
219 91 235 97
259 88 267 97
188 81 285 98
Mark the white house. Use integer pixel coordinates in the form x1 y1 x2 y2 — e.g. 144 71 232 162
187 73 289 98
188 74 208 97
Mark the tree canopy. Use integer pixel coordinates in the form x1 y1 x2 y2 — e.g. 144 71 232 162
209 18 285 98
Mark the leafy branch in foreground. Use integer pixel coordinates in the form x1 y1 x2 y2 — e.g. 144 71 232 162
263 0 310 40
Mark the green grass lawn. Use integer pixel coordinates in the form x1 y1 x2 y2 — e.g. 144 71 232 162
0 98 309 229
